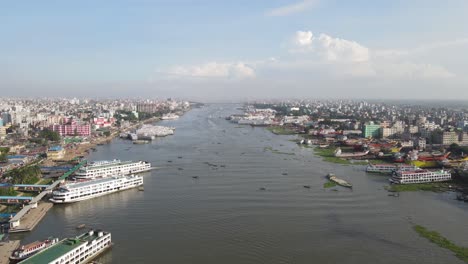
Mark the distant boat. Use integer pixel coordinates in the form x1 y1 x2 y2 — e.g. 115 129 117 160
327 173 352 188
138 186 144 191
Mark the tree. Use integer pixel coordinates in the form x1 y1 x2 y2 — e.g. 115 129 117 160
39 129 60 141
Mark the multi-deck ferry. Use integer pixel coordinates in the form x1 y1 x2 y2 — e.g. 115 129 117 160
19 230 111 264
10 237 59 262
50 175 143 203
390 169 451 184
74 160 151 179
366 163 419 173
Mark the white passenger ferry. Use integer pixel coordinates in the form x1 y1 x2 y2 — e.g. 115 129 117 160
74 160 151 179
10 237 59 262
19 230 111 264
50 175 143 203
389 169 451 184
366 163 419 173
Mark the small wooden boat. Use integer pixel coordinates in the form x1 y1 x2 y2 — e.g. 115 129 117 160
303 185 311 189
327 173 352 188
76 224 86 229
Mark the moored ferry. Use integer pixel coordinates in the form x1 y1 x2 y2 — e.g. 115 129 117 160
10 237 59 262
366 163 419 173
390 169 451 184
50 175 143 203
19 230 111 264
74 160 151 179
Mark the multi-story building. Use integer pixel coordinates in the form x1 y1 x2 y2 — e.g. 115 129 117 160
137 103 161 113
50 120 91 137
0 126 6 139
441 131 458 145
414 137 426 150
459 133 468 146
362 123 381 138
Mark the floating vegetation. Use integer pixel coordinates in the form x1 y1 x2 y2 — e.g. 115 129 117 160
387 182 452 192
264 146 295 155
413 225 468 263
266 126 297 135
323 181 337 188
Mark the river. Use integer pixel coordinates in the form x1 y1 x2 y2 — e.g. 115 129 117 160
14 104 468 263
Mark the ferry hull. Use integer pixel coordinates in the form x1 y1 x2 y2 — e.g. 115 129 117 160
50 183 142 204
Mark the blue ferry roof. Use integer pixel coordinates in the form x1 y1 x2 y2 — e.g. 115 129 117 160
0 196 33 200
49 146 63 151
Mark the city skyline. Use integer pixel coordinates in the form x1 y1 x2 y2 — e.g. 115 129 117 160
2 1 468 100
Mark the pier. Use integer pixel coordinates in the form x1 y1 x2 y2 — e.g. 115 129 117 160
0 240 20 264
8 160 86 232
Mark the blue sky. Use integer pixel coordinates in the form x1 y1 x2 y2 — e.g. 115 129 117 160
1 0 468 100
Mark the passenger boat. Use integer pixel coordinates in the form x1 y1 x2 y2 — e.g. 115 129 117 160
50 175 143 203
19 230 111 264
390 169 451 184
74 160 151 179
10 237 59 262
327 173 352 188
366 163 419 173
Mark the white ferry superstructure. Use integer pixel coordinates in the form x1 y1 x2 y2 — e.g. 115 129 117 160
390 169 451 184
366 163 419 173
50 175 143 203
74 160 151 179
19 230 111 264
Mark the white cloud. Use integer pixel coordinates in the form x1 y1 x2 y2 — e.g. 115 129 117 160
295 30 314 46
266 0 318 17
288 31 455 79
317 34 370 63
163 62 255 80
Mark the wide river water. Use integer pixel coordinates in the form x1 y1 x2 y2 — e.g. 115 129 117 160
15 104 468 263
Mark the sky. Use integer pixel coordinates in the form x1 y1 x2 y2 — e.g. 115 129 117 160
1 0 468 101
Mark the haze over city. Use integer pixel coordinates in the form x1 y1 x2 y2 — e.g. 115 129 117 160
2 0 468 100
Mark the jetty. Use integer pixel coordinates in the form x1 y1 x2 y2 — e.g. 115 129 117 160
8 160 87 232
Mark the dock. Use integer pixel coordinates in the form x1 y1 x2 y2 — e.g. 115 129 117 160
8 160 87 232
9 202 53 233
0 240 20 264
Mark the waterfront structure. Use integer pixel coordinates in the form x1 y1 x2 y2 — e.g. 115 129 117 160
50 120 91 137
19 230 112 264
46 146 65 160
390 169 451 184
50 175 143 203
362 123 380 138
74 160 151 179
10 237 59 262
